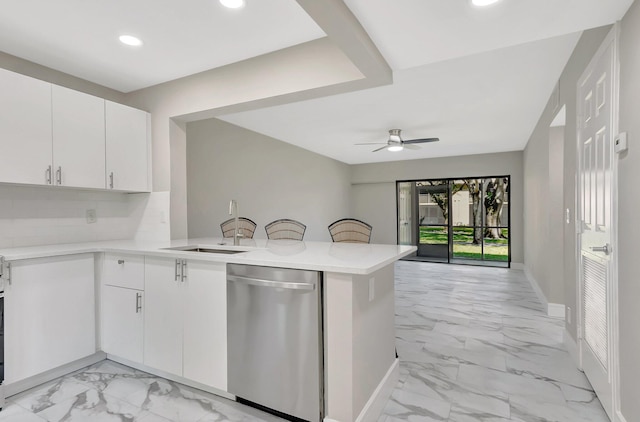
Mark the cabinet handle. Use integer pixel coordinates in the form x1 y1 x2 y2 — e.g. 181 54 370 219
175 259 181 281
135 292 142 313
181 260 187 282
56 166 62 185
109 172 114 189
46 165 52 185
118 259 125 264
4 262 11 285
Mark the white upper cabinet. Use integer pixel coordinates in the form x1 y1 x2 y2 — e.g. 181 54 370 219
0 68 52 185
0 68 151 192
106 101 150 192
52 85 106 189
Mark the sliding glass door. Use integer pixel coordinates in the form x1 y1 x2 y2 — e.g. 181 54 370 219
397 176 511 267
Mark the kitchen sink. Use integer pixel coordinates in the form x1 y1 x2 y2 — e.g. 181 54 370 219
163 246 246 254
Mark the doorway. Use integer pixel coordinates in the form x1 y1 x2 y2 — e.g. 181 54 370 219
397 176 511 268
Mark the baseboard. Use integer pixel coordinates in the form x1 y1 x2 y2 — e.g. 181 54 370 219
616 410 628 422
107 354 234 401
353 358 399 422
5 352 106 397
563 329 580 367
548 303 566 319
511 262 524 270
523 266 565 319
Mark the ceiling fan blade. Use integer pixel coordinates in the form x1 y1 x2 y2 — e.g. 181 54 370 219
403 138 440 144
403 144 421 150
372 145 389 152
355 142 387 145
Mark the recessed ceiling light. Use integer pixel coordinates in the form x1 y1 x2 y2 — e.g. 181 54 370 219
471 0 501 6
220 0 245 9
119 35 143 47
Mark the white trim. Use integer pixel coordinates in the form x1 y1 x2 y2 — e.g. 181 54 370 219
523 266 565 319
523 265 548 309
564 329 580 367
107 354 235 400
511 262 524 270
616 410 628 422
548 303 566 319
5 352 106 398
354 358 399 422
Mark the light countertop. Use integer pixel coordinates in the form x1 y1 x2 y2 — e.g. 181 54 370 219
0 238 417 275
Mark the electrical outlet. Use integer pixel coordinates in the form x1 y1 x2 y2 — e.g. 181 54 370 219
567 307 572 324
369 278 375 302
86 209 97 224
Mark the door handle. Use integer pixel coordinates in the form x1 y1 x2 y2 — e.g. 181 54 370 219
135 292 142 313
46 165 52 185
591 244 611 255
109 172 114 189
227 275 315 291
181 260 187 282
175 259 181 281
56 166 62 185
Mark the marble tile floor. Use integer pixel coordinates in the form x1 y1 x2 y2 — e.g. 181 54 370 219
379 261 610 422
0 261 610 422
0 360 285 422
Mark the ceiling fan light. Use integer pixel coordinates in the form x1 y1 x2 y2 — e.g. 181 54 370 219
471 0 501 6
388 145 404 152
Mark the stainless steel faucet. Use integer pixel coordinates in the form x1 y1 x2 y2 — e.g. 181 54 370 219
229 200 240 246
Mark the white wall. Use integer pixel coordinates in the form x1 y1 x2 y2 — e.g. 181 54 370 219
522 26 611 328
186 118 352 241
0 186 169 248
350 151 524 262
617 1 640 419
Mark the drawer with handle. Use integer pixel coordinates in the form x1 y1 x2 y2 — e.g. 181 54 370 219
103 253 144 290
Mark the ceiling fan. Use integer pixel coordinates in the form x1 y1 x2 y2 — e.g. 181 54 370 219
355 129 440 152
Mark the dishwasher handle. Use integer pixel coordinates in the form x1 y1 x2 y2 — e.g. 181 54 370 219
227 274 315 291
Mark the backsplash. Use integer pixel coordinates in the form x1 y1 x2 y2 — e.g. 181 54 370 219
0 186 170 248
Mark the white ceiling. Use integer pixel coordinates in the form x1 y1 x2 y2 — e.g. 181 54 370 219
343 0 634 70
0 0 325 92
218 32 581 164
0 0 634 164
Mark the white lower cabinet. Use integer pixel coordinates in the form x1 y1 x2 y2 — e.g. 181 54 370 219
143 257 184 375
4 254 96 383
102 286 144 363
143 257 227 391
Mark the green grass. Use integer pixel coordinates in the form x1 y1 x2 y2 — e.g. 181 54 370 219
419 226 509 261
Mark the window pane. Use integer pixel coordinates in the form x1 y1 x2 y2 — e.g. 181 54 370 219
483 177 509 227
420 226 448 245
452 226 482 260
483 230 509 261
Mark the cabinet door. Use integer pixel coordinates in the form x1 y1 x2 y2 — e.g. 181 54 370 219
183 261 227 391
0 68 52 185
52 85 106 189
144 257 183 376
105 101 150 192
4 254 95 383
102 286 143 363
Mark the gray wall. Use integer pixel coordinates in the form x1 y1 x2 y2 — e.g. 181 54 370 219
618 1 640 419
186 118 352 241
522 26 611 328
351 151 524 262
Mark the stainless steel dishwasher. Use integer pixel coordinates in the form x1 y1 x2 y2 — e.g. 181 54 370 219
227 264 323 422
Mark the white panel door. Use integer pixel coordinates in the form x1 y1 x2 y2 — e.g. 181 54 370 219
105 101 150 192
183 260 227 391
52 85 106 189
577 30 617 419
102 285 144 363
4 254 96 383
0 68 52 185
143 257 183 376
